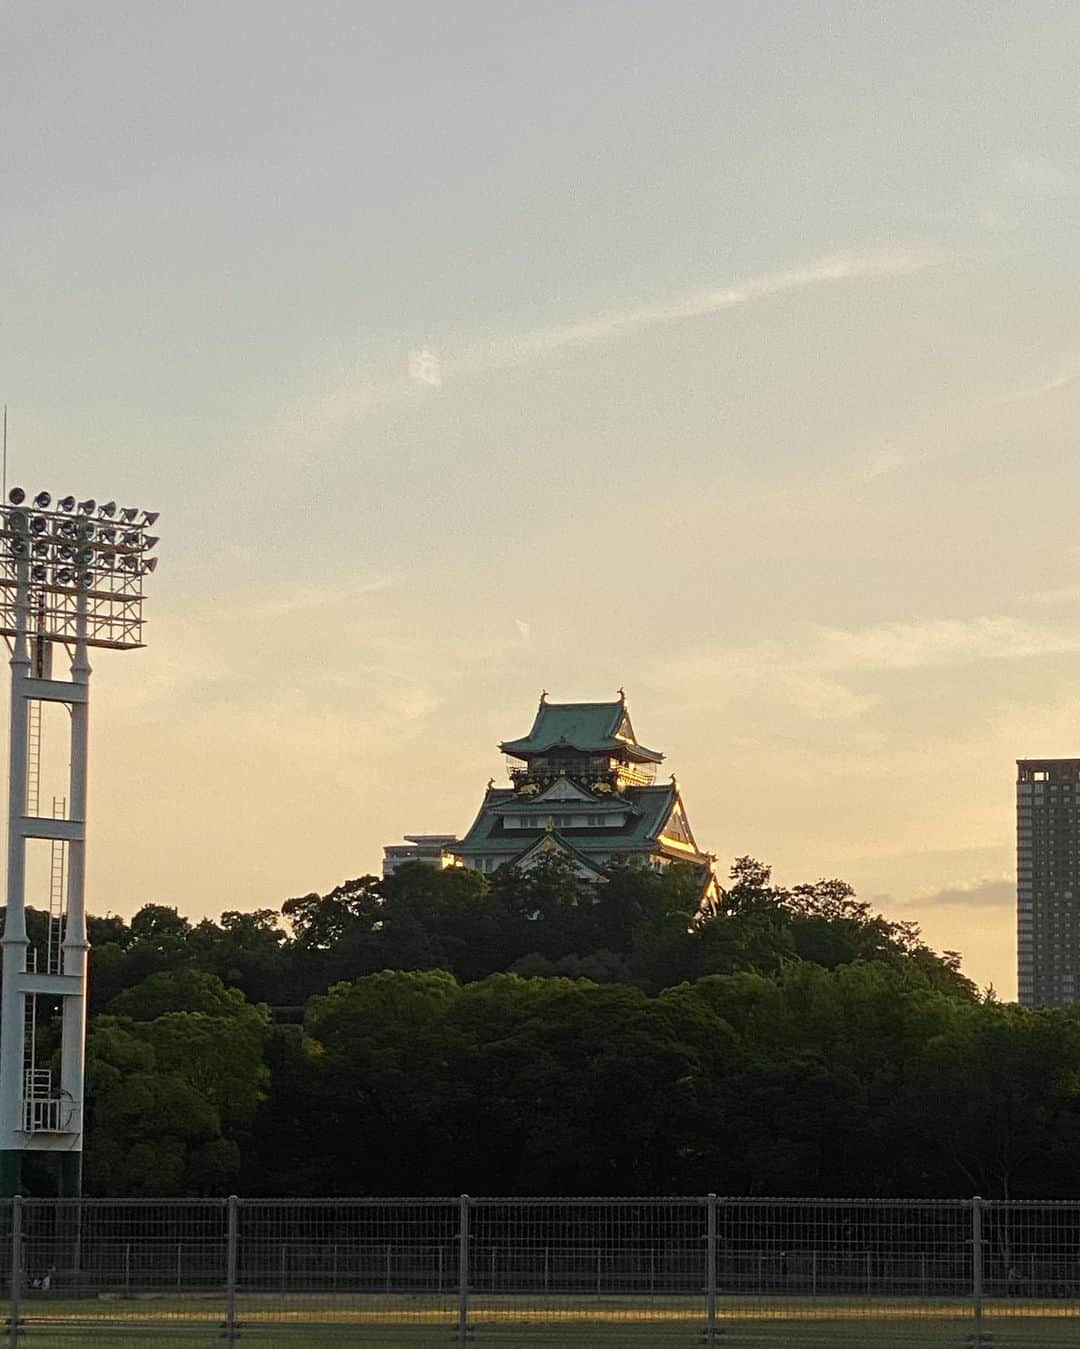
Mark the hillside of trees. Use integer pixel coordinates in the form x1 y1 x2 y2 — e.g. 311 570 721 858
14 857 1079 1200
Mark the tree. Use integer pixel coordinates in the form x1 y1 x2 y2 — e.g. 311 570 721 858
186 910 288 1005
68 853 1000 1197
901 1002 1080 1198
299 970 469 1194
282 877 382 952
84 971 269 1196
85 1018 231 1196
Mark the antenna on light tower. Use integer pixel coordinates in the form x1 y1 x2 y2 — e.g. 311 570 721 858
0 485 160 1199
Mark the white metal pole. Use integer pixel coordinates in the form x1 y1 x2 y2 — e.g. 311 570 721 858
59 590 90 1187
0 562 30 1181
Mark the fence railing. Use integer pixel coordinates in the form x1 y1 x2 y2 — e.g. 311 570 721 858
0 1195 1079 1342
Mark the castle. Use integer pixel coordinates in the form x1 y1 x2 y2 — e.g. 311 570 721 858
449 693 716 899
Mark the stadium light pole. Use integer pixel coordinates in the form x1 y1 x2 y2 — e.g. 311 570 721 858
0 488 159 1198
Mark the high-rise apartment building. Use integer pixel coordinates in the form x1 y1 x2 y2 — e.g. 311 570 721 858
1017 758 1080 1007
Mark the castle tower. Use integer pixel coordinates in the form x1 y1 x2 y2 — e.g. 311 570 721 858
452 693 716 901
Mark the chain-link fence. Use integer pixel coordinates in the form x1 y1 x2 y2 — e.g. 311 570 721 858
0 1196 1079 1343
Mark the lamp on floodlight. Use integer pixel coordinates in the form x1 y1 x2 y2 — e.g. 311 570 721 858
55 567 73 584
31 542 48 559
144 536 159 550
143 557 158 574
119 507 137 523
7 489 24 506
77 500 95 516
30 566 46 583
28 517 46 536
58 496 75 513
98 502 116 519
141 511 159 526
32 492 50 510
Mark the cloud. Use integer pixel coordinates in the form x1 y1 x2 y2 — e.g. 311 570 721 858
408 348 442 387
647 646 880 766
249 571 403 617
912 878 1015 908
808 615 1080 671
107 573 434 732
1023 583 1080 609
994 351 1080 405
667 615 1080 696
853 446 925 482
648 613 1080 770
281 244 955 442
1001 154 1080 198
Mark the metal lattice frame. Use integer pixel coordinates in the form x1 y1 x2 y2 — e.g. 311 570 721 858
0 492 158 649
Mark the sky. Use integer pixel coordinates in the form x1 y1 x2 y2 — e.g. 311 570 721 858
2 2 1080 997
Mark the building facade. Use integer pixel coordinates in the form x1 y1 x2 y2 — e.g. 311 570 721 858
1017 758 1080 1006
451 693 717 902
382 834 461 878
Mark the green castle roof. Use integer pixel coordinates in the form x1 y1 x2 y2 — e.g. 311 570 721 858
452 783 697 859
499 697 663 764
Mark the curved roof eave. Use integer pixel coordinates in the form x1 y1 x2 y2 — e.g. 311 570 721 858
500 737 663 763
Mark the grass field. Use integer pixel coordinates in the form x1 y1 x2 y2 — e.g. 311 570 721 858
7 1293 1080 1346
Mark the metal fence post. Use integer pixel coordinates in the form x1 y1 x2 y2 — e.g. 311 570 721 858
8 1197 21 1349
457 1195 470 1344
225 1195 239 1344
971 1195 983 1346
706 1194 717 1346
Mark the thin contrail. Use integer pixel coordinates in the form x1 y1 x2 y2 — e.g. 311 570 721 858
454 245 952 374
288 244 955 441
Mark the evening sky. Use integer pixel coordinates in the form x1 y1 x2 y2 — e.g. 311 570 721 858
3 2 1080 995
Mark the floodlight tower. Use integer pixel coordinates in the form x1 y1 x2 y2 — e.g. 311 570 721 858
0 488 159 1197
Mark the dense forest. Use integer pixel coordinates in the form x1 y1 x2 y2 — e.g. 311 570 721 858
17 857 1079 1200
